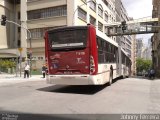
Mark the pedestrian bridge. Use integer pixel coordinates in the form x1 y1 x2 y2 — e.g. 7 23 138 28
105 17 159 36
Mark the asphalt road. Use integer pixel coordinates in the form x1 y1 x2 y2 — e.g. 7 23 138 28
0 77 160 120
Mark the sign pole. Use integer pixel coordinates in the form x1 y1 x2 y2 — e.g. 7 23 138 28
18 48 23 77
29 47 32 77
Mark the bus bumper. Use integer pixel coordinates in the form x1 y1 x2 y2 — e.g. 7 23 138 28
46 75 101 85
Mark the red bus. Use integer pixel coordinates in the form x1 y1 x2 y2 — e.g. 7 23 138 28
44 24 131 85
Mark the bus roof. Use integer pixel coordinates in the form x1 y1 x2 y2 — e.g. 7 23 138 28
96 30 118 47
47 26 87 33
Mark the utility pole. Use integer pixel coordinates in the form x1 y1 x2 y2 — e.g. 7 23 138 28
1 15 32 77
18 48 23 77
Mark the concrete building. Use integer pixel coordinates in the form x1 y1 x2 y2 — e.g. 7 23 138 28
0 0 24 58
115 0 135 75
136 38 151 60
131 35 137 75
152 0 160 77
141 39 152 60
136 38 144 58
27 0 117 69
0 0 117 70
115 0 132 58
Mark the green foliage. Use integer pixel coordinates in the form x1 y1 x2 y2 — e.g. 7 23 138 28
136 58 152 72
0 60 16 68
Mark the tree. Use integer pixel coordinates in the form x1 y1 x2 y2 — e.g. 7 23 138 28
136 58 152 73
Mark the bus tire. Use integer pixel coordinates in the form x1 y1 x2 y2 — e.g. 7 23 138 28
109 71 113 86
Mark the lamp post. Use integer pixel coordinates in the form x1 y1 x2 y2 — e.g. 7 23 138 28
6 19 32 77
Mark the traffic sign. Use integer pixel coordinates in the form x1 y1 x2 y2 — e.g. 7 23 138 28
18 48 23 52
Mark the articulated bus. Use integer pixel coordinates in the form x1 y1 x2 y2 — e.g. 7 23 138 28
44 24 131 85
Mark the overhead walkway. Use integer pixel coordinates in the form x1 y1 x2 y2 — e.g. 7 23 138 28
105 17 159 36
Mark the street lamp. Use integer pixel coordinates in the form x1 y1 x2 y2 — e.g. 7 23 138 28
6 19 32 77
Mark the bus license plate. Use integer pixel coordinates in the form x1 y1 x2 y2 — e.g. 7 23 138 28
61 76 75 79
64 71 72 74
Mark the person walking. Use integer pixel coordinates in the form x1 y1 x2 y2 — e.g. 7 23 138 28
24 64 30 78
150 68 155 79
42 65 47 78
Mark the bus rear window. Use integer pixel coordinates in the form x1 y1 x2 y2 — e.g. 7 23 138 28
48 29 88 50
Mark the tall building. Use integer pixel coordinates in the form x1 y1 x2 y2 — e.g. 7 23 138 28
115 0 135 75
136 38 151 60
115 0 132 58
0 0 117 69
141 47 151 60
27 0 117 69
131 35 137 75
0 0 24 58
141 39 152 60
152 0 160 77
136 38 144 58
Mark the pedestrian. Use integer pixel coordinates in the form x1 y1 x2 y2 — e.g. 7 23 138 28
42 65 47 78
150 68 155 79
24 64 30 78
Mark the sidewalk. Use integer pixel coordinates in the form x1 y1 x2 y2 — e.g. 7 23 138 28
0 73 45 81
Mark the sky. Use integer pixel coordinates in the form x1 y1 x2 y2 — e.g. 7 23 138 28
121 0 153 45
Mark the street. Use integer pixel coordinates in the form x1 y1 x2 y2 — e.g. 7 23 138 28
0 77 160 120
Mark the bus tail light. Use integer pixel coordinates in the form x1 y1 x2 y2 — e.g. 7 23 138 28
89 25 98 75
90 55 96 75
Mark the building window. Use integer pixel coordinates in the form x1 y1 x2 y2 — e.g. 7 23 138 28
27 5 67 20
90 15 96 26
29 26 65 39
81 0 86 3
18 27 21 33
102 0 109 7
78 7 87 21
30 28 42 39
98 5 103 18
18 12 20 20
29 27 54 39
104 13 108 22
104 26 108 33
90 1 96 12
98 22 103 32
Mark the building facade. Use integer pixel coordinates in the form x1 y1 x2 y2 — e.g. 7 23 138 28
141 39 152 60
115 0 135 75
136 38 144 58
152 0 160 77
0 0 137 74
115 0 132 58
131 35 137 75
6 0 116 69
26 0 118 69
0 0 117 70
0 0 23 58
